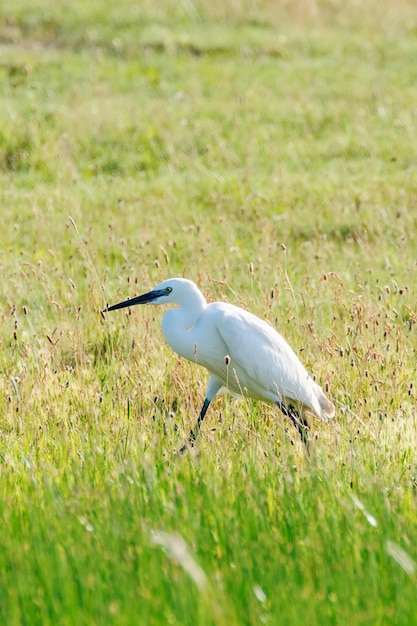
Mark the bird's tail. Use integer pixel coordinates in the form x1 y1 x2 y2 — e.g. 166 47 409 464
312 382 335 421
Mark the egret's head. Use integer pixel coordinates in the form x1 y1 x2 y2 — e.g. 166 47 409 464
104 278 204 312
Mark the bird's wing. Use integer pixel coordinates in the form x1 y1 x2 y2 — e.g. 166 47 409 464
207 303 325 415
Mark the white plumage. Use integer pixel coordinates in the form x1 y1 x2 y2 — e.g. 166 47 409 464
105 277 335 447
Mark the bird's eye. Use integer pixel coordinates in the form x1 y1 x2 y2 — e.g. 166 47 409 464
166 287 172 294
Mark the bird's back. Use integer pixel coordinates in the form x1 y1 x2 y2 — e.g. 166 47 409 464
189 302 334 420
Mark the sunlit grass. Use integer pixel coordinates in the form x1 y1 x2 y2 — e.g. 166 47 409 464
1 0 417 624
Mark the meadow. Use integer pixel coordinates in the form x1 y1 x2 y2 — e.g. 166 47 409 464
1 0 417 623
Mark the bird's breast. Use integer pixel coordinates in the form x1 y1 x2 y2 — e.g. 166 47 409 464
161 311 200 362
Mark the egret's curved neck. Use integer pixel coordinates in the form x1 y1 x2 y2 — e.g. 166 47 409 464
161 291 207 360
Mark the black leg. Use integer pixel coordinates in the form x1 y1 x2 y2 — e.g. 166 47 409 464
276 400 310 448
179 398 211 454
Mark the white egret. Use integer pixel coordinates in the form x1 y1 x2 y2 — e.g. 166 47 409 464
104 278 335 450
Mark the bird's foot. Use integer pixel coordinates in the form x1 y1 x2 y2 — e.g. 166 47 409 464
178 430 197 455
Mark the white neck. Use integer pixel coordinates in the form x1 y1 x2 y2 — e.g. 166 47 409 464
161 290 207 361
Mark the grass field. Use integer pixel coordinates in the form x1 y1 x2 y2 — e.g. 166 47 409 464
1 0 417 623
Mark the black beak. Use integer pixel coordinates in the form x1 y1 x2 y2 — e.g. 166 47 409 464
103 289 165 313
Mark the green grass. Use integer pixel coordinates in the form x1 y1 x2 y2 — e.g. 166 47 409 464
1 0 417 623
